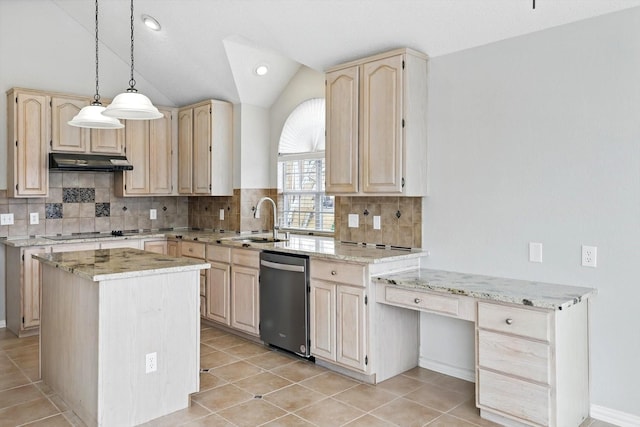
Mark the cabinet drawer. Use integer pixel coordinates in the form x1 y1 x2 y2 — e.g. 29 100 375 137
181 241 205 259
478 329 551 384
206 245 231 263
385 286 460 317
231 248 260 268
478 369 550 426
311 260 365 287
477 302 551 342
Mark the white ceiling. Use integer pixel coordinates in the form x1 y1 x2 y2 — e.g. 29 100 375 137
50 0 640 108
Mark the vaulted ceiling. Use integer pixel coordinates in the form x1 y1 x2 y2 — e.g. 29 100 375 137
48 0 640 108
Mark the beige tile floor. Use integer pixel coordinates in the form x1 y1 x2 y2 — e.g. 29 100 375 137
0 324 617 427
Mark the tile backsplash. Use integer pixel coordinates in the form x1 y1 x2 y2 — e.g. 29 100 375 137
0 172 188 238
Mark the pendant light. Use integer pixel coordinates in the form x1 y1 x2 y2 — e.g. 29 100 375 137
102 0 162 120
68 0 124 129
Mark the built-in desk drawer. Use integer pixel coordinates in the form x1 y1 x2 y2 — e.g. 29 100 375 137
311 259 365 287
477 301 551 342
478 369 551 427
478 329 551 384
385 286 459 316
181 241 205 259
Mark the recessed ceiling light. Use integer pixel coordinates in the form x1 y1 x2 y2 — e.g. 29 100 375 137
255 64 269 76
141 14 161 31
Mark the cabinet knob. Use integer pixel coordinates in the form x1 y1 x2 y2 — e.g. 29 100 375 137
414 298 421 304
331 270 337 276
188 248 193 253
505 318 513 325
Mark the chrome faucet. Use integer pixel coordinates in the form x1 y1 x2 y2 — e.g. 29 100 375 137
254 197 278 239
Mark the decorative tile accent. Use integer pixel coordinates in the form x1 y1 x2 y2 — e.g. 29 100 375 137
95 203 110 218
63 188 95 203
46 203 63 219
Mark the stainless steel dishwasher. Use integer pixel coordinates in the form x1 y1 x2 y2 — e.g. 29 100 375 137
259 251 310 357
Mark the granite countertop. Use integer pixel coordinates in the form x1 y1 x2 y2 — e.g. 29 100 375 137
34 248 210 282
373 268 597 310
1 229 427 263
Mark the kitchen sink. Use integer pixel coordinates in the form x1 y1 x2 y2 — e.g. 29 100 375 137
230 236 287 244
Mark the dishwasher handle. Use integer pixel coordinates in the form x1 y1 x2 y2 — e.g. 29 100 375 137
260 259 305 273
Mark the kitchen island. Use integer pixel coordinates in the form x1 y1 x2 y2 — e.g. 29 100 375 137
34 248 210 427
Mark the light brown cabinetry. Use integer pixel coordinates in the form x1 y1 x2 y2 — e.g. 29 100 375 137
50 94 124 155
143 239 167 255
310 259 368 372
115 107 176 196
177 100 233 196
476 301 589 427
205 245 231 325
5 245 50 336
325 48 428 196
166 240 179 257
230 248 260 335
180 241 207 317
6 88 49 197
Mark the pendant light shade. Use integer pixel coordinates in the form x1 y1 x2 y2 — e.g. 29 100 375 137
69 0 124 129
103 0 161 120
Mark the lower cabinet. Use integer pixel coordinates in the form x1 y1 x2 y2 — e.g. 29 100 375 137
230 248 260 336
166 240 179 257
180 241 207 317
476 301 590 427
143 239 167 255
310 259 369 373
205 245 231 325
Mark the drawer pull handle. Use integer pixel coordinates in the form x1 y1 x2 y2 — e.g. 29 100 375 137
188 248 193 252
505 318 513 325
414 298 421 304
331 270 337 275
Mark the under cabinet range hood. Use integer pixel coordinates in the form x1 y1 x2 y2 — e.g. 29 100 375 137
49 153 133 172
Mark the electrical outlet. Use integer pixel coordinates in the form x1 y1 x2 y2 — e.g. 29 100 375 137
0 213 14 225
373 215 381 230
582 245 597 268
220 209 225 221
145 352 157 373
29 212 39 225
529 242 543 263
149 209 157 220
348 214 359 228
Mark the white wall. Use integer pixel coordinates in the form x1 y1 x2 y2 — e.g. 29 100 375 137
234 104 271 189
0 1 173 190
422 8 640 417
269 66 325 188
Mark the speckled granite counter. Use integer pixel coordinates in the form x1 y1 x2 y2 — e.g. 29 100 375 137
34 248 210 282
373 268 596 310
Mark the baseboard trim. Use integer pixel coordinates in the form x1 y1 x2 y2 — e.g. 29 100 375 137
418 356 475 383
591 404 640 427
0 320 6 329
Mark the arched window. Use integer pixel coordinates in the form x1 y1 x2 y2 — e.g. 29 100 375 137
278 98 334 232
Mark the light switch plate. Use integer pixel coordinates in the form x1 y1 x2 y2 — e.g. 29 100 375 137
29 212 39 225
0 213 14 225
149 209 157 220
348 214 359 228
220 209 225 221
373 215 381 230
529 242 543 263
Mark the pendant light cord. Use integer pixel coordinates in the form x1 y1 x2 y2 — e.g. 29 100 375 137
93 0 101 105
129 0 137 91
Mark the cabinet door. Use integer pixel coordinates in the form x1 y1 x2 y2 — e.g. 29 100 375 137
207 261 231 325
325 66 359 193
193 104 212 194
149 108 173 194
361 54 404 193
123 120 150 194
231 265 259 335
22 247 49 329
51 96 90 152
177 108 193 194
310 280 336 361
167 241 179 257
12 92 49 197
143 240 167 254
336 285 367 370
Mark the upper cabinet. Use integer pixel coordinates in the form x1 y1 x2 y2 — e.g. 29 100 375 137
178 100 233 196
50 94 124 155
6 88 49 197
114 107 177 196
325 48 428 196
